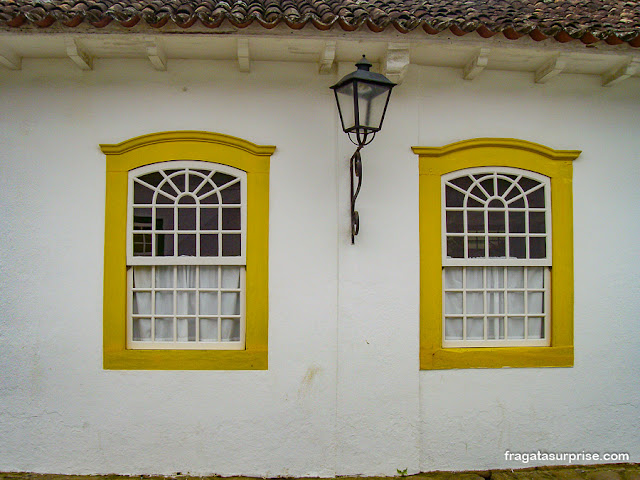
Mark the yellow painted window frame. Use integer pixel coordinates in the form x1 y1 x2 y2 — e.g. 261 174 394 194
413 138 580 370
101 131 274 370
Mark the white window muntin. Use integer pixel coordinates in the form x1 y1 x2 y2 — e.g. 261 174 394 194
126 266 246 350
441 167 552 347
441 167 552 267
127 160 247 264
126 161 247 350
442 266 551 347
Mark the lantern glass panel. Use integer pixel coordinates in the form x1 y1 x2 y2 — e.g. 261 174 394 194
356 81 391 130
335 83 356 132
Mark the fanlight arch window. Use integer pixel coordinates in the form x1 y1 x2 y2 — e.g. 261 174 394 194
441 167 551 347
127 161 246 349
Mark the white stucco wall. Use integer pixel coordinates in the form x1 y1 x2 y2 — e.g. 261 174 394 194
0 56 638 476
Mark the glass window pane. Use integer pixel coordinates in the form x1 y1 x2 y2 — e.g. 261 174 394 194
200 234 219 256
446 211 463 233
133 208 152 230
509 237 526 258
480 178 494 197
132 318 152 341
468 237 485 258
133 292 151 315
508 317 525 339
487 317 505 339
138 172 163 188
200 207 219 231
356 82 390 130
470 186 487 202
133 182 154 204
527 188 545 208
467 318 484 339
529 211 546 233
199 318 218 341
177 318 196 342
176 265 196 288
133 267 152 288
489 237 506 258
221 292 240 315
171 173 186 193
200 292 219 315
467 292 483 314
507 267 524 288
222 208 241 230
133 233 153 256
178 207 196 230
508 211 525 233
221 318 241 342
222 234 241 256
221 266 241 288
445 185 464 207
527 317 545 339
177 234 196 256
200 266 218 288
486 267 504 288
188 173 206 193
445 318 463 340
450 176 473 191
467 211 484 233
444 267 462 289
486 292 504 314
155 266 173 288
507 292 525 313
446 237 463 258
200 190 220 205
335 84 355 131
155 292 173 315
529 237 546 259
155 234 174 256
528 292 544 314
488 210 505 233
160 180 178 198
196 180 215 201
156 208 174 230
466 267 483 288
221 183 241 204
444 293 463 314
527 267 544 289
176 292 196 315
212 172 235 189
154 318 173 341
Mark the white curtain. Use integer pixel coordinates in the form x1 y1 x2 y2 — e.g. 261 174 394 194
444 266 545 341
132 265 241 342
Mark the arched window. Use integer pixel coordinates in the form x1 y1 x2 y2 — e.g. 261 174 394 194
102 131 274 370
413 138 579 370
127 162 246 348
441 168 551 347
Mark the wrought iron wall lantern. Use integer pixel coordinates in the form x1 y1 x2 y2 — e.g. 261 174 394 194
331 55 396 244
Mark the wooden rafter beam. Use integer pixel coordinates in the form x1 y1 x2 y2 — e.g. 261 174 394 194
318 41 336 74
237 38 250 73
0 44 21 70
66 38 92 70
535 55 567 84
383 42 410 84
602 58 640 87
145 38 167 71
463 48 490 80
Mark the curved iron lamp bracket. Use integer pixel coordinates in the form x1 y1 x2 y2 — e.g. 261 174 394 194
350 145 364 244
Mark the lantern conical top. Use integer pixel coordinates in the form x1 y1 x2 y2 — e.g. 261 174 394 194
355 55 372 71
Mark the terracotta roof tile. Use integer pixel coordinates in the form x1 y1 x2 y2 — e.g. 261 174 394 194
1 0 639 46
